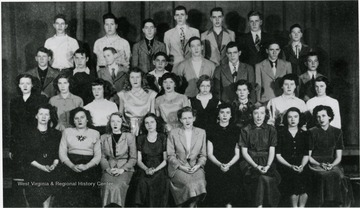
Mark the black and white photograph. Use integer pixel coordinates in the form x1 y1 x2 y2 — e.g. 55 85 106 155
2 1 359 207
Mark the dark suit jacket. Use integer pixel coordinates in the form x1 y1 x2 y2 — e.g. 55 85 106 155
167 127 207 178
131 39 166 73
214 62 255 103
239 31 272 66
255 59 292 103
26 66 60 98
283 43 311 75
299 72 323 101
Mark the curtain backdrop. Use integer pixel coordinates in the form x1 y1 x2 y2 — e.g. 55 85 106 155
2 1 358 146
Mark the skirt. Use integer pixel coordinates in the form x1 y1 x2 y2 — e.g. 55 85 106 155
101 170 133 207
169 168 206 205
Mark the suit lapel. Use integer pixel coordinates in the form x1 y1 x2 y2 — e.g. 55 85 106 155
114 70 127 83
247 33 258 53
220 31 230 52
139 40 149 55
178 129 188 155
106 135 113 156
189 128 199 154
103 67 113 81
221 64 234 83
263 60 276 79
42 68 57 89
275 60 284 78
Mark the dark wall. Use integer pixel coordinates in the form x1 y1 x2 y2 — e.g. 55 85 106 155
2 1 358 145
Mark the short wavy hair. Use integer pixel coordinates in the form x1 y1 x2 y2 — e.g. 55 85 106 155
280 73 299 87
122 67 150 92
91 78 117 100
314 76 331 95
158 73 181 92
105 112 130 134
69 107 93 128
35 103 59 129
217 102 234 124
196 75 213 92
177 106 197 122
313 105 334 123
16 73 41 95
282 107 306 127
234 79 253 93
53 73 75 93
140 113 165 134
249 103 270 124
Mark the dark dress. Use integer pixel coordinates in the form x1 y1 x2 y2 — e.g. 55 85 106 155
10 93 48 178
231 99 253 129
135 133 169 207
71 71 96 105
239 123 281 207
276 128 310 196
23 127 61 207
308 126 353 206
205 123 241 207
190 96 219 132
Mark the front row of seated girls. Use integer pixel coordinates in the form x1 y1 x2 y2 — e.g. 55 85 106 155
21 102 353 208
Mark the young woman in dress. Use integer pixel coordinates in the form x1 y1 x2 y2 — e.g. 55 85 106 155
84 78 118 135
100 112 136 207
23 103 61 207
276 107 310 207
49 73 83 131
231 79 254 129
58 107 101 207
190 75 219 132
135 113 169 207
118 67 157 136
167 106 207 207
155 73 189 132
308 105 353 206
206 103 241 207
306 76 341 129
239 103 281 207
9 74 48 179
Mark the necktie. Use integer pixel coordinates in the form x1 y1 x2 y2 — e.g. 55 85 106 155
271 61 276 76
148 40 152 54
111 68 116 81
295 45 299 59
180 27 185 49
255 34 261 52
239 101 248 111
232 63 237 82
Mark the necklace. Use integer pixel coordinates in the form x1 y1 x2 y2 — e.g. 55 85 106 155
147 132 158 143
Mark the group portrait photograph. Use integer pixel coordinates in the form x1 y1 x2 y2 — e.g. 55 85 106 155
1 0 359 207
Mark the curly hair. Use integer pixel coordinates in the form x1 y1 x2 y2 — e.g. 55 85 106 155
91 78 117 100
16 73 41 95
313 105 334 124
53 73 75 93
140 113 165 134
282 107 306 127
69 107 93 128
105 112 130 134
122 67 150 92
158 73 181 92
35 103 59 129
314 76 332 95
234 79 252 93
279 73 299 87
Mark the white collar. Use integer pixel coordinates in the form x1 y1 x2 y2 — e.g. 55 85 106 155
307 71 317 78
73 67 90 75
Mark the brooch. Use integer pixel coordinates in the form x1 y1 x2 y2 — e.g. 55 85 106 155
76 135 87 142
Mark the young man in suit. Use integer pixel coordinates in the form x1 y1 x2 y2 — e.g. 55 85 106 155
164 5 200 67
299 52 324 101
44 14 79 71
255 41 292 104
26 46 59 98
201 7 235 66
239 11 271 67
283 24 311 75
132 18 166 73
173 37 216 97
93 13 131 71
214 42 255 103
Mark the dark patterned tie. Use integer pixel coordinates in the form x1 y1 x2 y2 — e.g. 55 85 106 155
180 27 185 50
255 34 261 52
111 68 116 81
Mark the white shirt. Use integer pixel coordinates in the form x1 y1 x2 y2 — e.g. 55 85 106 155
93 34 131 68
73 67 90 75
251 31 262 43
176 25 187 36
228 61 239 74
44 34 79 69
292 42 302 52
267 95 307 124
184 130 192 157
84 99 118 126
307 71 317 79
191 60 202 78
108 63 120 76
306 96 342 129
